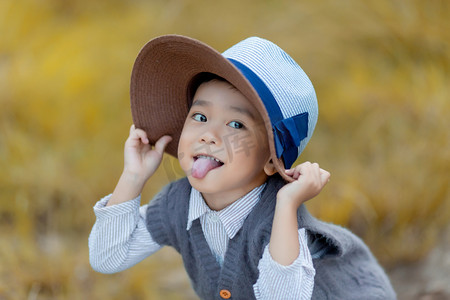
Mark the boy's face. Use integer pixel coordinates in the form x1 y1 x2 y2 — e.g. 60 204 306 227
178 80 271 204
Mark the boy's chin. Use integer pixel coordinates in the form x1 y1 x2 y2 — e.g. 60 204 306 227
186 175 220 193
186 175 208 189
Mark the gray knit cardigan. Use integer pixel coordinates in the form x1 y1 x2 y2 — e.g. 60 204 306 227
146 175 396 299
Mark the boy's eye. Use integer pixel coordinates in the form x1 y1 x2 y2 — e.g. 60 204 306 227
192 113 207 122
228 121 244 129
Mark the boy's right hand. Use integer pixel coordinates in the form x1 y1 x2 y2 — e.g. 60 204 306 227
123 124 172 185
108 125 171 206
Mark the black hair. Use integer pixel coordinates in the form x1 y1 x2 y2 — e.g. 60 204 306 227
187 72 235 107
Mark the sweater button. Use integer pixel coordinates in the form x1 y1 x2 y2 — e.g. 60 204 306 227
219 289 231 299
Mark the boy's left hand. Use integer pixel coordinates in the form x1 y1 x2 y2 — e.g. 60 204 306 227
277 162 330 209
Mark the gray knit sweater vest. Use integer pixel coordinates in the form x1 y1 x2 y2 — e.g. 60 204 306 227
146 175 396 300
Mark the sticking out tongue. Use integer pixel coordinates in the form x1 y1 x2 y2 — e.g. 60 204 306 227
191 157 222 179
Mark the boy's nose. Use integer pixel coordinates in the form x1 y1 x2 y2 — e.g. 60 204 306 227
199 129 221 145
200 135 217 145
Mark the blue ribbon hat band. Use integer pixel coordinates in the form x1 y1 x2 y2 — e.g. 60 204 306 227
273 113 308 169
228 58 309 169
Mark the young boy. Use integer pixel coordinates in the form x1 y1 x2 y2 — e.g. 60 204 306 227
89 35 395 299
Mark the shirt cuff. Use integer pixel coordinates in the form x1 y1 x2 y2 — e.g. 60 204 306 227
93 194 142 219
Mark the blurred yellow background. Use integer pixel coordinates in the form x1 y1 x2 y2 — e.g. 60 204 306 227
1 0 449 299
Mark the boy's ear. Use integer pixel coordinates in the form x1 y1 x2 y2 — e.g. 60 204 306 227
264 159 277 176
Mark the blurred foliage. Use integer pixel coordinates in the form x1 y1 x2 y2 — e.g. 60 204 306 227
0 0 449 298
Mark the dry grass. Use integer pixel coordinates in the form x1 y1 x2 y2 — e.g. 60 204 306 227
0 0 448 298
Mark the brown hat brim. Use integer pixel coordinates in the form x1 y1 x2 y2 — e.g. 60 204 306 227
130 35 290 181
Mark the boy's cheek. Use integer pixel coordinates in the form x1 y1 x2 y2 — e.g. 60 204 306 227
177 137 190 169
177 154 192 176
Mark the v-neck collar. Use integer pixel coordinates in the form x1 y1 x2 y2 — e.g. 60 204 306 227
186 184 266 239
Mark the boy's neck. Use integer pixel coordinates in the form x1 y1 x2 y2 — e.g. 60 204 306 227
200 177 268 211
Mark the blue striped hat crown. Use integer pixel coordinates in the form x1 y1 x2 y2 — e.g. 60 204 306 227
222 37 318 169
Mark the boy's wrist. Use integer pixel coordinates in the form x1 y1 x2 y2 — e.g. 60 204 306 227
275 195 302 212
107 171 147 206
121 169 149 188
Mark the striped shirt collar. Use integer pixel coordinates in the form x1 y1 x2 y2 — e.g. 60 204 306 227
186 183 267 239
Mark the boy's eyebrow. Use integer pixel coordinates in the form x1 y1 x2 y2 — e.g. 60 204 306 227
191 99 210 107
229 105 256 120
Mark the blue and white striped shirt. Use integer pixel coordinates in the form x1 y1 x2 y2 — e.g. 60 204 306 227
89 184 315 299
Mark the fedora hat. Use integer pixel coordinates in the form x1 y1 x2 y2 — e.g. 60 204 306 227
130 35 318 182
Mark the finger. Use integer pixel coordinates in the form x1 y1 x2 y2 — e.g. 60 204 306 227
286 165 301 180
296 161 312 173
295 161 313 176
129 125 149 143
134 128 149 144
284 168 294 175
312 163 322 181
284 168 298 180
319 168 331 184
154 135 172 155
286 166 303 180
293 168 302 179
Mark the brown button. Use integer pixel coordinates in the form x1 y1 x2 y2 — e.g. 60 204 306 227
219 289 231 299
